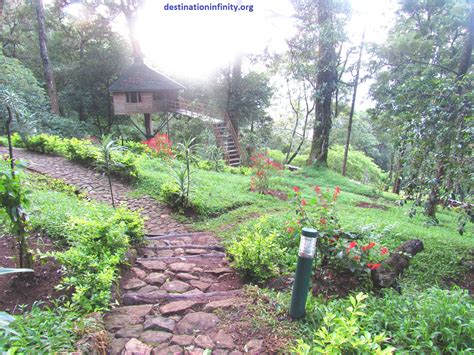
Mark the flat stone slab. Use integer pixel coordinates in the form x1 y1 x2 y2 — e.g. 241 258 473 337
169 262 196 273
153 345 185 354
104 305 153 330
123 338 152 355
190 280 210 292
116 324 143 338
139 330 173 346
194 335 215 349
204 267 233 275
176 312 219 335
159 300 202 315
176 273 199 281
143 316 176 332
172 334 195 346
138 260 167 271
185 249 208 255
203 298 245 312
161 280 190 293
144 272 167 285
122 290 167 305
123 278 147 290
213 330 235 349
109 337 129 354
131 267 147 279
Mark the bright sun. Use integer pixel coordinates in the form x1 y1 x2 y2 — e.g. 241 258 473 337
136 0 295 78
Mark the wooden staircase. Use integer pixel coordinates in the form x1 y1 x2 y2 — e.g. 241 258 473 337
163 98 242 166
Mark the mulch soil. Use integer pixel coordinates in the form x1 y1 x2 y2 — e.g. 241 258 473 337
0 233 64 314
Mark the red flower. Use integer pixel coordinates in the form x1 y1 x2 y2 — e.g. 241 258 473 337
367 263 381 270
362 242 376 251
348 241 357 249
314 186 321 193
293 186 300 192
287 227 295 234
301 199 307 206
354 255 360 261
329 238 336 244
381 247 389 255
320 218 327 225
335 186 341 194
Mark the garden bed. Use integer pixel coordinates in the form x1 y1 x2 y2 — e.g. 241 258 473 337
0 234 64 313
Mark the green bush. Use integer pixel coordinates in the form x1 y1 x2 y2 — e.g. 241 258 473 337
364 287 474 353
65 138 100 165
228 217 286 283
0 302 98 353
160 181 186 210
295 293 394 354
328 145 385 185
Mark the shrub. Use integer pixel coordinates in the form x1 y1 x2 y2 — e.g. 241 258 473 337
0 301 101 353
294 293 395 354
160 181 186 209
328 145 385 185
364 287 474 352
142 133 173 158
228 217 286 283
250 152 282 194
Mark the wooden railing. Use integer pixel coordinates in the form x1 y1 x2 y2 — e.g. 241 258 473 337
162 97 243 161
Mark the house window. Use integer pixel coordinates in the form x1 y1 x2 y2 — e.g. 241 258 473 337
126 92 141 103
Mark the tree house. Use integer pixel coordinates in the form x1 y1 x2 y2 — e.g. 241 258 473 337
109 61 242 166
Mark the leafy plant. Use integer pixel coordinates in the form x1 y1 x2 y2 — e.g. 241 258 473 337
294 293 395 354
228 217 286 283
250 152 282 194
0 161 32 268
96 135 125 208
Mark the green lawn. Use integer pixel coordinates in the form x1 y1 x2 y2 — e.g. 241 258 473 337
134 156 473 288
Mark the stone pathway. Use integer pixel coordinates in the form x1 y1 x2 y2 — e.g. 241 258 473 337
1 148 266 355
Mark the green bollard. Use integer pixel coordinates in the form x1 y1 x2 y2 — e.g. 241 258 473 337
289 227 319 319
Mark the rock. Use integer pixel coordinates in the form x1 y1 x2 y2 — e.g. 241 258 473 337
162 280 190 293
123 278 147 290
204 267 232 275
185 249 207 255
193 267 204 273
145 273 168 286
244 339 264 352
144 316 176 332
138 285 162 293
123 338 152 355
203 298 245 312
116 324 143 338
174 248 185 255
212 330 235 349
175 312 219 335
139 330 173 346
131 267 147 279
194 335 215 349
156 250 174 257
108 337 129 354
171 334 195 346
159 300 201 315
189 280 210 291
169 262 196 273
152 345 184 354
212 350 229 355
229 351 243 355
182 289 203 296
122 290 167 305
104 305 153 331
187 349 204 355
139 260 167 271
176 273 199 281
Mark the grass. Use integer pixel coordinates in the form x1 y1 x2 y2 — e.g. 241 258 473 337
133 155 473 288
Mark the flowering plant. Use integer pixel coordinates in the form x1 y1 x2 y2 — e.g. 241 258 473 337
142 134 173 158
288 185 389 275
250 152 282 194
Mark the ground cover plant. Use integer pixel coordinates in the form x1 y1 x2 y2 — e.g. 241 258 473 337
0 171 144 352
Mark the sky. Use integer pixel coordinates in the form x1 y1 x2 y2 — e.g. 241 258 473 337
133 0 397 108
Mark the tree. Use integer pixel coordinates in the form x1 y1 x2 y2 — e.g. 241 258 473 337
342 30 365 176
34 0 59 115
370 0 473 220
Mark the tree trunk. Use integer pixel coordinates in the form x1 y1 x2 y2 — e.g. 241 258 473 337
371 239 424 289
228 52 242 135
144 113 153 139
34 0 60 115
0 0 4 48
308 0 337 166
392 144 405 194
342 30 365 176
6 106 15 171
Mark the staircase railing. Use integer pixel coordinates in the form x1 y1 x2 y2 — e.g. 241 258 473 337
162 97 243 164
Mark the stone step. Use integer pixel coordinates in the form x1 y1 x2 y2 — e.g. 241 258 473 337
141 244 225 252
145 232 211 240
122 289 242 305
136 252 226 262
